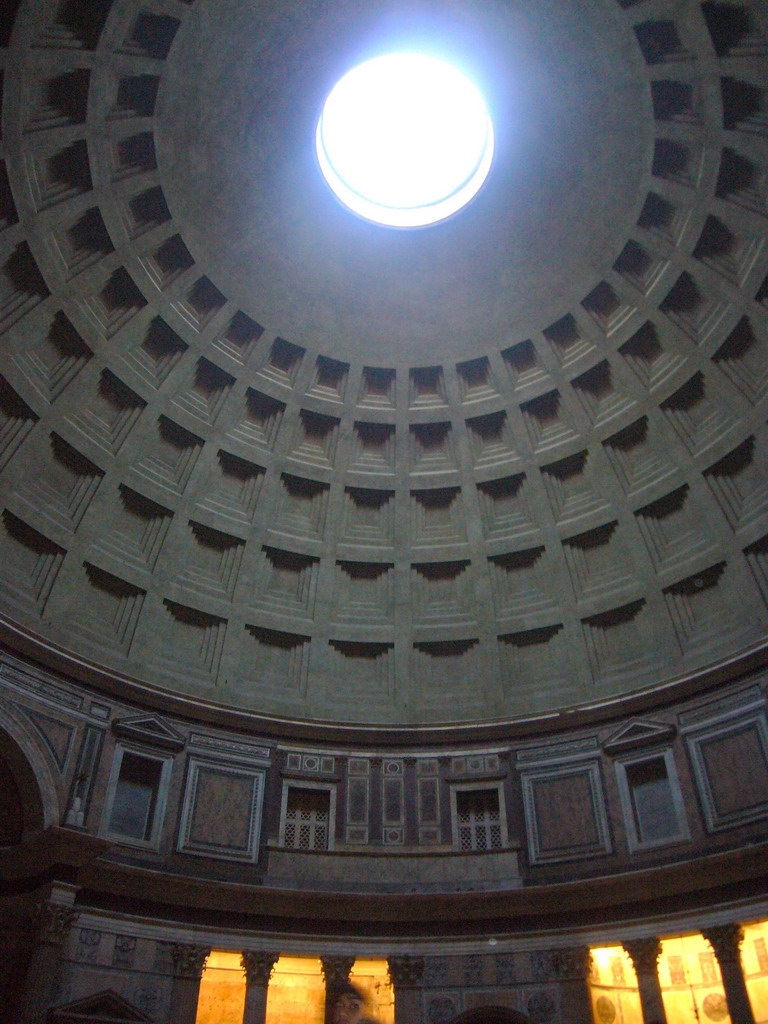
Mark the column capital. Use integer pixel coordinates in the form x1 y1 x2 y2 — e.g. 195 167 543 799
33 901 78 947
623 937 662 975
320 955 355 989
241 951 280 987
555 946 593 982
171 942 209 979
532 946 592 982
387 954 425 989
703 924 745 966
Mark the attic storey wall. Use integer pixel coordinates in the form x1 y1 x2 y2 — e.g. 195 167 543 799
2 650 768 902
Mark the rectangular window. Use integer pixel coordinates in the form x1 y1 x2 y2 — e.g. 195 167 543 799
626 757 677 843
109 752 162 840
284 787 331 850
102 746 172 848
615 749 688 851
456 788 503 851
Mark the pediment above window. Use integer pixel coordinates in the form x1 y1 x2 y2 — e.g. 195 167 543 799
48 989 152 1022
112 714 185 752
602 719 676 755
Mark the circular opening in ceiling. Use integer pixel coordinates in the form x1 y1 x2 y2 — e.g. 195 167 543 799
316 52 495 228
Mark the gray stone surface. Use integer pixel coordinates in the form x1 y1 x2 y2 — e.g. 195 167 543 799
0 0 767 726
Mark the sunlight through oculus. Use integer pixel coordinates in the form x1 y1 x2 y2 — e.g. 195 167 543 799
316 53 494 228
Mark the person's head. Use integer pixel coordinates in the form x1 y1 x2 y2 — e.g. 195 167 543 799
331 982 365 1024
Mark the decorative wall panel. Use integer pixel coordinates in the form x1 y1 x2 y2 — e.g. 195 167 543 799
177 757 266 861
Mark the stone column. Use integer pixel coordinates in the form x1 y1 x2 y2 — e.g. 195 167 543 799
555 947 593 1024
623 937 667 1024
532 947 593 1024
20 889 79 1024
241 951 280 1024
387 954 425 1024
703 924 755 1024
321 955 356 1024
169 942 209 1024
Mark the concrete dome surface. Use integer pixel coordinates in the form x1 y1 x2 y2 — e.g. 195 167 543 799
0 0 766 731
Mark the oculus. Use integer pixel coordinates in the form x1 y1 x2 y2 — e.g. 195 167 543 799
316 52 494 228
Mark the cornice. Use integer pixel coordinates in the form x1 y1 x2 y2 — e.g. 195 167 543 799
65 839 768 939
3 617 768 749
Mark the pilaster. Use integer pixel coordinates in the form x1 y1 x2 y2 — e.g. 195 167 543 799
169 942 210 1024
20 884 79 1024
387 954 425 1024
532 946 593 1024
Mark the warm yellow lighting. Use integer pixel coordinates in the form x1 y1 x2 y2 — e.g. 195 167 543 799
658 935 728 1024
196 951 246 1024
739 920 768 1023
589 935 734 1024
349 959 395 1024
588 945 642 1024
590 945 636 981
265 956 325 1024
194 953 395 1024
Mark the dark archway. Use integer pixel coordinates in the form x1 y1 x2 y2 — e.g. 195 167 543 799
0 714 55 838
449 1007 531 1024
0 751 24 845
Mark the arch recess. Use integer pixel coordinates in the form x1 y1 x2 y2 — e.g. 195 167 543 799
0 696 62 836
448 1006 531 1024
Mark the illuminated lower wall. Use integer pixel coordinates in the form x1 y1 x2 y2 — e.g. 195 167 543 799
193 931 768 1024
195 955 394 1024
349 959 395 1024
589 946 643 1024
743 921 768 1024
265 957 325 1024
657 935 729 1024
590 923 768 1024
589 936 730 1024
196 952 247 1024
